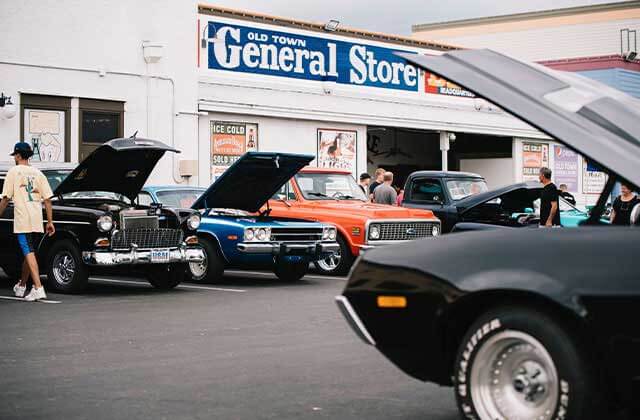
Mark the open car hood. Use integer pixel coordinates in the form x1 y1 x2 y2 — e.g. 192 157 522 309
54 137 179 201
192 152 314 212
399 50 640 188
456 182 541 213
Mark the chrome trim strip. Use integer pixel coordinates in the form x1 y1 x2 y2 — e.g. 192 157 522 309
237 241 340 255
335 295 376 346
0 218 91 225
82 246 204 266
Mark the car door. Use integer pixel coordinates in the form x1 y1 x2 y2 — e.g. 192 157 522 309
403 177 456 231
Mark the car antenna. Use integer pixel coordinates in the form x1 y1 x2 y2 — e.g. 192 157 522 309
130 131 138 139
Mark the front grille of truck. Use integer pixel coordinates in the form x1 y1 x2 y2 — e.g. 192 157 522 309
111 229 183 250
370 221 438 241
270 227 324 242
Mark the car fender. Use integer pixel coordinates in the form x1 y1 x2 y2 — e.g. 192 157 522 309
195 230 229 263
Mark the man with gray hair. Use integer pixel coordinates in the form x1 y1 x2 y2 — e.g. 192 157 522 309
373 172 398 206
538 167 561 227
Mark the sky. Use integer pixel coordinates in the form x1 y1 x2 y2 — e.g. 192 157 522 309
205 0 624 35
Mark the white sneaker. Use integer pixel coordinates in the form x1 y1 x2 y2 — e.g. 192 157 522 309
13 283 26 298
24 287 47 302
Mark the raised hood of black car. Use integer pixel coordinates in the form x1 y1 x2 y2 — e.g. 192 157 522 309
54 137 179 201
399 49 640 188
455 182 541 213
192 152 314 212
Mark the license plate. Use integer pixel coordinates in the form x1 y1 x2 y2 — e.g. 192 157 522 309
150 248 170 263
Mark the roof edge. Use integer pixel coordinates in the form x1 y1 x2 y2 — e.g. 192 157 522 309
198 3 460 51
412 1 640 33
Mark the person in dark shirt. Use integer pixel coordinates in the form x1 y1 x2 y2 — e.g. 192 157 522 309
358 173 371 197
558 184 576 206
610 183 640 226
539 167 561 227
369 168 385 198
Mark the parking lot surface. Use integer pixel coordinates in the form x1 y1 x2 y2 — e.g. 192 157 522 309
0 271 458 420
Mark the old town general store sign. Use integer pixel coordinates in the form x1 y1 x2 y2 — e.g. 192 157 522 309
205 20 420 92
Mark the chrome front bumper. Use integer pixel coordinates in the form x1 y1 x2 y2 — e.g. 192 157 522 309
82 247 205 266
335 295 376 346
237 241 340 256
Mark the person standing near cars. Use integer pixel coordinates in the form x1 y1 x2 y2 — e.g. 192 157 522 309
373 172 398 206
538 167 561 227
0 142 55 301
358 173 371 197
369 168 385 199
558 184 576 206
610 183 640 225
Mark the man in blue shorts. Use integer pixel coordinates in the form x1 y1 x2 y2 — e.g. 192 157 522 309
0 142 55 301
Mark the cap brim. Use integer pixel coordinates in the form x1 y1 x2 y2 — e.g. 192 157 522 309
9 151 17 156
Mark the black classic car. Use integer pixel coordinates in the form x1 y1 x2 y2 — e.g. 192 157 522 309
337 49 640 419
0 137 204 292
401 171 488 232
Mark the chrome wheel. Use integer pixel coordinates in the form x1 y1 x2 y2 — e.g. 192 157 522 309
470 330 559 420
189 251 207 281
316 248 341 272
52 252 76 285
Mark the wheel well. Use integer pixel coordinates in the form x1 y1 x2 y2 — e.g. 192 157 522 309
38 231 79 268
196 231 227 262
442 290 593 385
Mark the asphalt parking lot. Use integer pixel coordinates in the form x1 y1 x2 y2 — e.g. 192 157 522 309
0 270 458 420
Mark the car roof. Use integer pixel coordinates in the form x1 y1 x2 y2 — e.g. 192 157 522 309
408 170 483 179
298 167 353 175
0 162 76 174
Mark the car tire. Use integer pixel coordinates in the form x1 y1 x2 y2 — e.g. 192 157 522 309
187 237 224 283
274 259 308 282
313 234 353 276
45 239 89 293
454 306 597 420
147 263 184 290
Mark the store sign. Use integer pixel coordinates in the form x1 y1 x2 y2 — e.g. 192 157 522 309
211 121 258 180
582 161 607 194
521 142 549 182
317 129 357 175
424 72 474 97
553 145 579 192
206 21 419 92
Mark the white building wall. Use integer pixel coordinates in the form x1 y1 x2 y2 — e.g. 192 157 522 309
0 0 200 185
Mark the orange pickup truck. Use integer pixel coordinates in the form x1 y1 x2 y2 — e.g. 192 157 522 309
268 167 440 275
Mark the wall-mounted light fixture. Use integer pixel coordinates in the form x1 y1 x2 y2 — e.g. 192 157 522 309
201 23 222 48
324 20 340 32
142 41 164 64
0 93 16 120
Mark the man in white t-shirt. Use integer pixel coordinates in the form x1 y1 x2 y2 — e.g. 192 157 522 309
0 142 55 301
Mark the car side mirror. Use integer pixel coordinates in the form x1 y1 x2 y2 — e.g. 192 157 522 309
631 203 640 227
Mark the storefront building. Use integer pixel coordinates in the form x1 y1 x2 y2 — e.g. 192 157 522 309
0 1 546 195
413 0 640 205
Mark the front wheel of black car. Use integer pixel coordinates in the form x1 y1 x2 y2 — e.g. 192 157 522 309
454 307 597 420
187 238 224 283
274 259 308 282
313 235 353 276
147 263 184 290
46 240 89 293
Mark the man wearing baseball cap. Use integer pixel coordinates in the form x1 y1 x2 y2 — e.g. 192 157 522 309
0 142 55 301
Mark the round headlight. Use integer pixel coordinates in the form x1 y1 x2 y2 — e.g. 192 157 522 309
432 224 440 237
256 228 268 241
328 228 337 240
244 228 255 241
187 213 201 230
369 225 381 240
97 215 113 232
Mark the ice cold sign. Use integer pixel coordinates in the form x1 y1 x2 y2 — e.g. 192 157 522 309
206 21 419 92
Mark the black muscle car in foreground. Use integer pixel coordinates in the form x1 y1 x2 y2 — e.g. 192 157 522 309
337 49 640 420
0 137 204 293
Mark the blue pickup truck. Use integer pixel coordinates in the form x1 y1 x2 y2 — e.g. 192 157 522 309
142 152 339 282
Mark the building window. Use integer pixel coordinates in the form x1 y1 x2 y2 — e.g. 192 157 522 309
82 112 120 144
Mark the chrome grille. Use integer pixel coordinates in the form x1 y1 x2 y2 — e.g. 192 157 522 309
111 229 183 250
270 227 323 242
370 221 438 241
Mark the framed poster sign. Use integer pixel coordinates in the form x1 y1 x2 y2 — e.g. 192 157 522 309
522 142 549 182
210 121 258 180
317 128 357 176
23 109 65 162
553 145 579 192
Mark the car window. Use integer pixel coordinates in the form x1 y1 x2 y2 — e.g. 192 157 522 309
294 173 367 200
155 190 204 208
138 192 154 206
272 181 296 201
410 178 444 203
44 170 71 192
446 179 488 200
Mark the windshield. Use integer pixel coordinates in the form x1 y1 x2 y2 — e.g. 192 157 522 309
156 189 205 208
44 170 71 191
446 179 489 200
295 173 367 201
